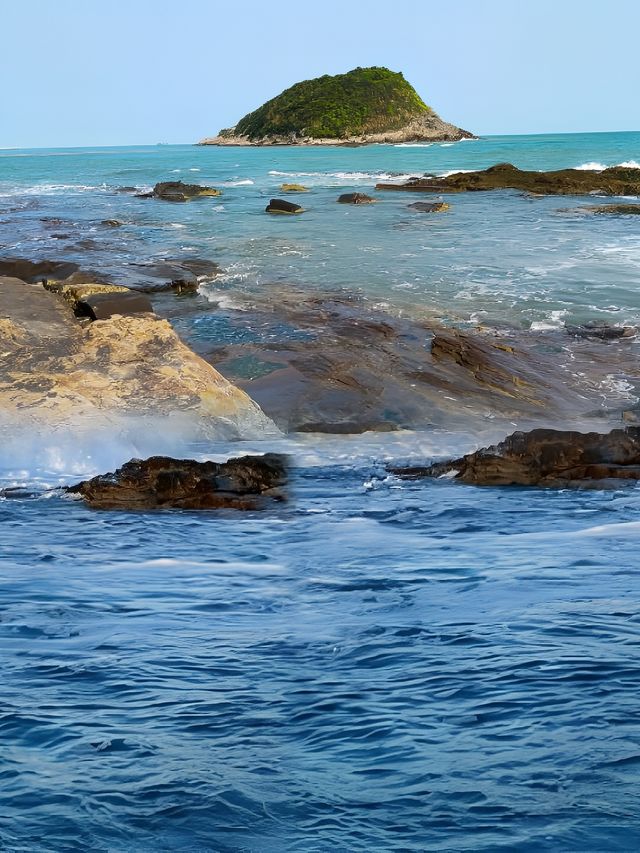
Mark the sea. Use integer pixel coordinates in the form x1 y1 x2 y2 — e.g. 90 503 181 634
2 132 640 851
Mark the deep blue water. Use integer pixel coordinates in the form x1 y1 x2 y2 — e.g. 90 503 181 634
2 134 640 851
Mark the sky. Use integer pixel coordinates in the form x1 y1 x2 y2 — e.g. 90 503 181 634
2 0 639 148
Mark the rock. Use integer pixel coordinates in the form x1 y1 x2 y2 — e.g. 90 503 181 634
128 258 221 293
583 204 640 215
150 181 222 202
265 198 304 215
0 257 80 283
390 427 640 488
0 276 276 440
408 201 450 212
565 321 636 340
376 163 640 197
75 291 154 320
191 285 629 435
67 453 288 510
43 281 131 304
337 193 376 204
280 183 309 192
198 67 474 145
101 219 123 227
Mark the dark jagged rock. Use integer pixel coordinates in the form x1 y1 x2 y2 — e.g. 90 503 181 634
75 291 154 320
391 427 640 488
376 163 640 197
149 181 222 202
408 201 450 213
337 193 376 204
129 258 221 293
101 219 123 227
67 453 288 510
265 198 304 215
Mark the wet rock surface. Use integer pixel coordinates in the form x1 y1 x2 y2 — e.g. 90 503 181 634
408 201 450 213
337 193 376 204
390 426 640 488
376 163 640 196
67 453 288 510
156 284 640 435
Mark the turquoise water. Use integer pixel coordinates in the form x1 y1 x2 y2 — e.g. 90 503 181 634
2 133 640 851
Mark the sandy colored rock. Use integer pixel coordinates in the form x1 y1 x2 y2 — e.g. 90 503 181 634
0 276 276 440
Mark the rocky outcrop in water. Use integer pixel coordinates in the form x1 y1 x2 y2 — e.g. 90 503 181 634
265 199 304 215
337 193 376 204
67 453 288 510
376 163 640 196
408 201 450 213
391 427 640 488
142 181 222 202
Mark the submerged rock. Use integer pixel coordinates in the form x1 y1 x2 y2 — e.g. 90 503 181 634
391 427 640 488
149 181 222 202
376 163 640 196
280 183 309 192
67 453 288 510
408 201 450 212
583 203 640 215
265 198 304 215
565 320 636 340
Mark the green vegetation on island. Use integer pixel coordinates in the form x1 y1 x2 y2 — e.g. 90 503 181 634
236 67 429 139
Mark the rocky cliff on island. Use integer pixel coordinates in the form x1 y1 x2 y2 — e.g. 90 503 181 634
199 67 473 146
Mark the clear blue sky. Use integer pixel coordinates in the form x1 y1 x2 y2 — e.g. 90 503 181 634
3 0 639 148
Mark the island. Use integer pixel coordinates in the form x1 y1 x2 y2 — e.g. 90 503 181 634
199 66 474 146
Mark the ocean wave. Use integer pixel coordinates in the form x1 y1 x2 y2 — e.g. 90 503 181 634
222 179 254 186
267 169 417 184
393 143 433 148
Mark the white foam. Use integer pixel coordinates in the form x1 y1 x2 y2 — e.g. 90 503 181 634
437 168 478 178
394 143 433 148
222 178 254 186
575 160 640 171
529 309 568 331
575 161 607 171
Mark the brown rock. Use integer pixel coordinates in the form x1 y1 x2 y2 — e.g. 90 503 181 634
376 163 640 197
337 193 376 204
67 453 288 510
391 427 640 488
150 181 222 202
408 201 450 213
